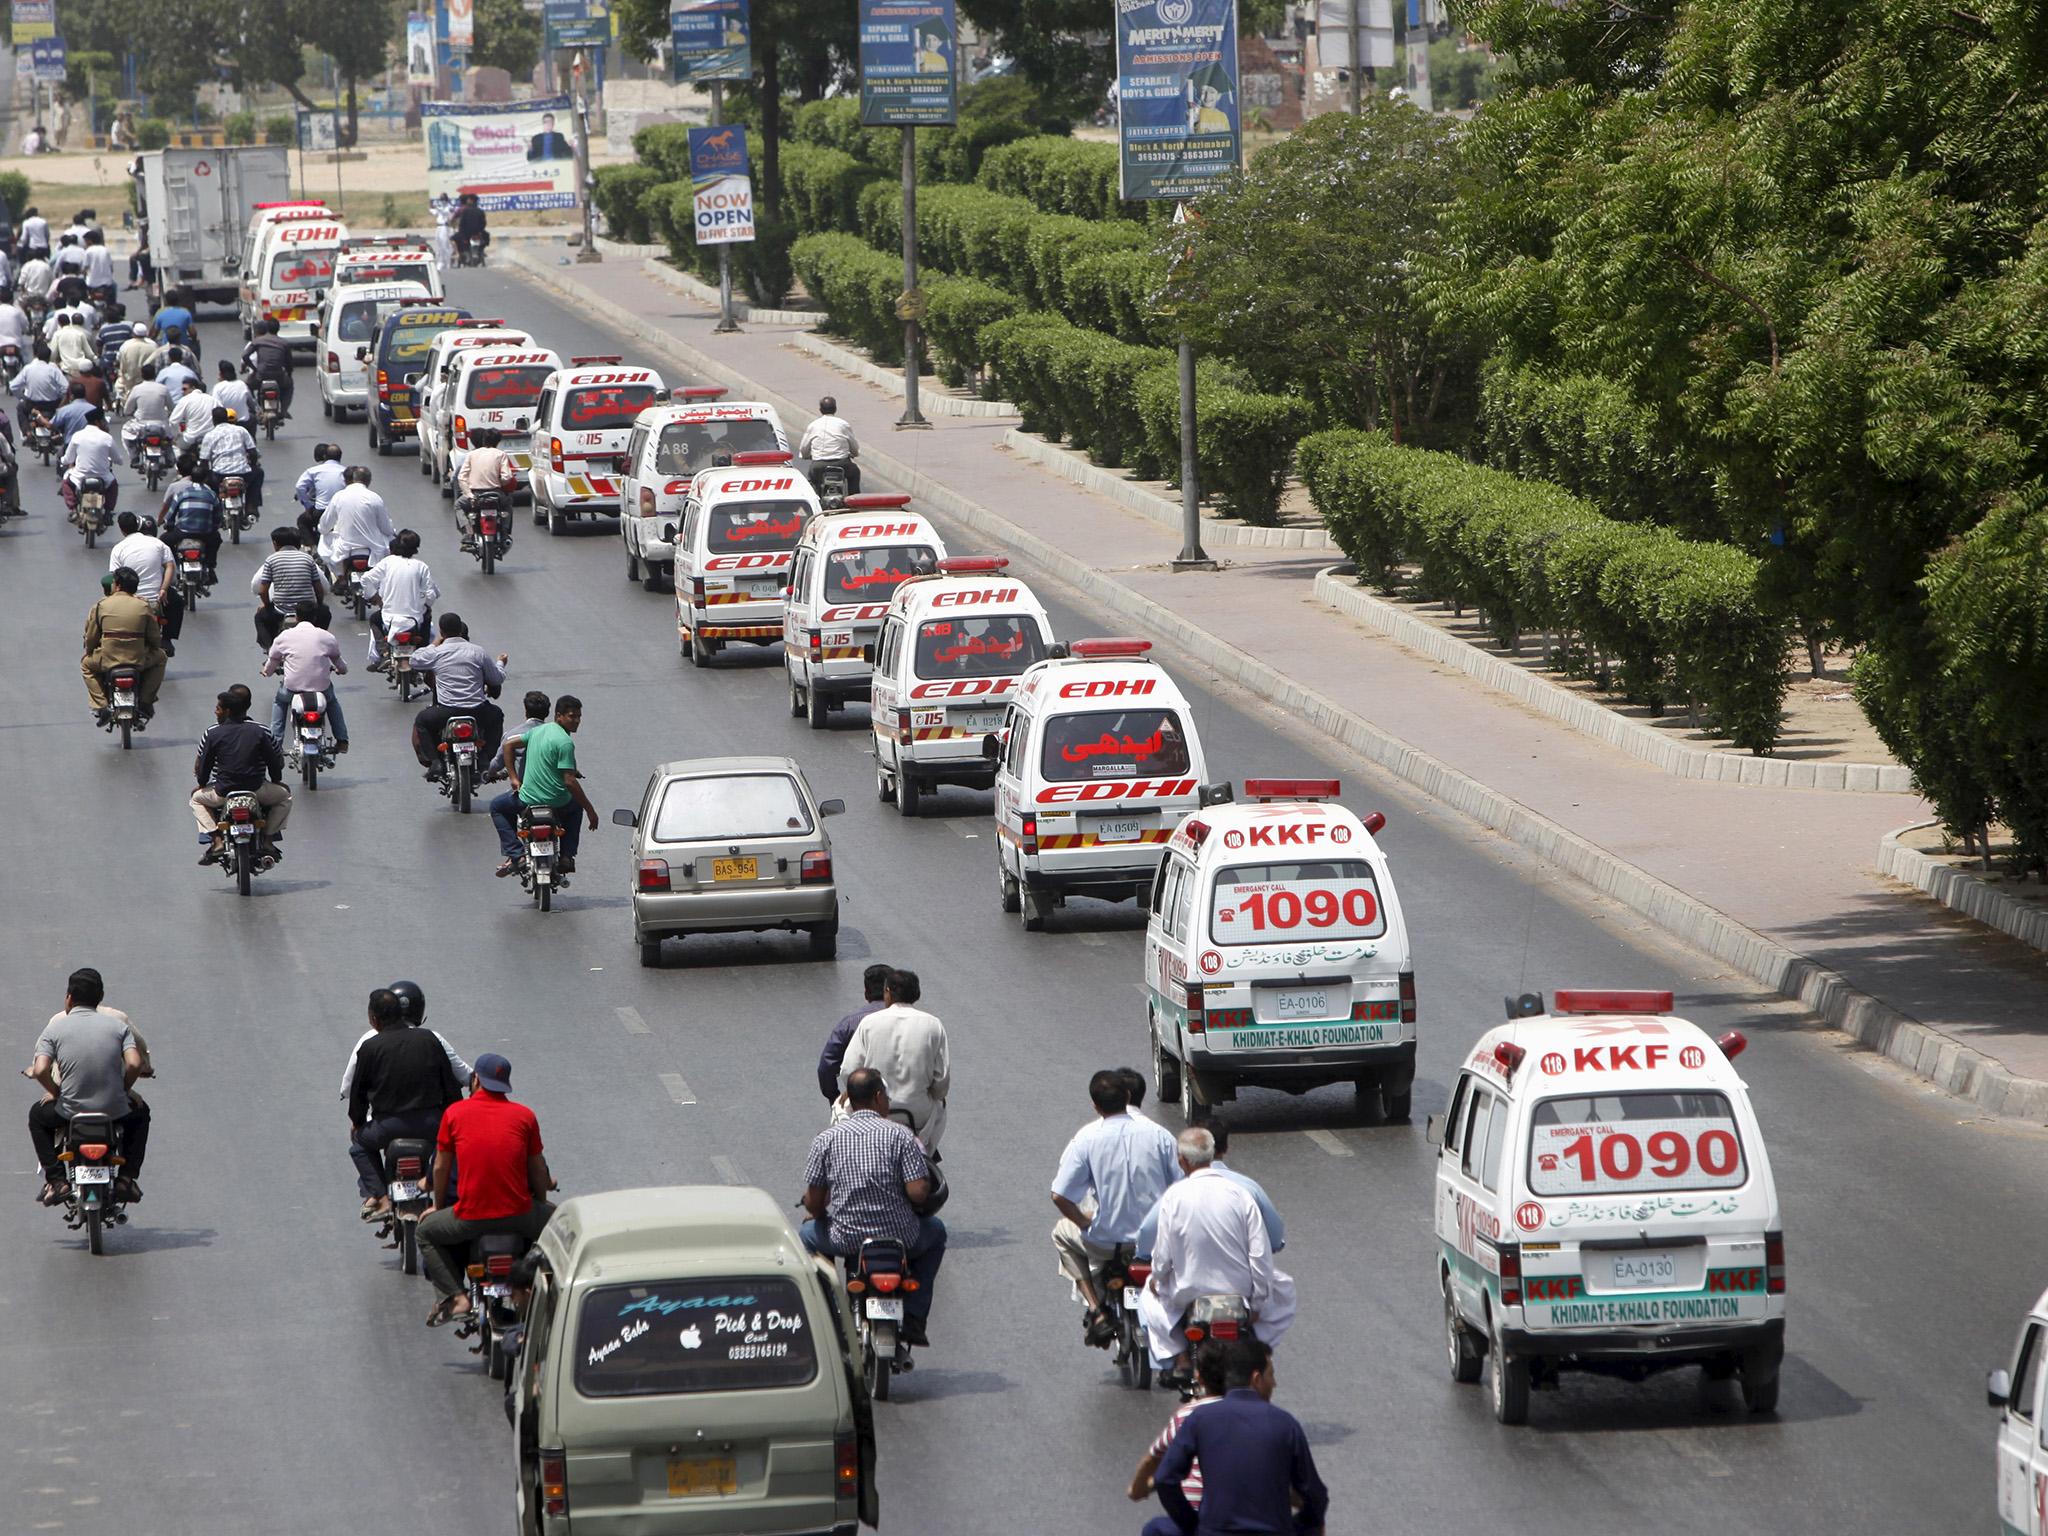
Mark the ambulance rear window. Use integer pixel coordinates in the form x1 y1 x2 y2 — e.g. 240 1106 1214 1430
824 544 936 602
1040 708 1192 783
1209 860 1386 943
1527 1091 1748 1197
915 614 1047 678
465 365 554 407
708 499 809 552
268 247 335 290
565 383 659 431
655 418 779 475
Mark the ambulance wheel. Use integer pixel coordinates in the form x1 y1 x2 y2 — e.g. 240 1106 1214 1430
1179 1057 1213 1125
547 501 565 535
627 547 641 583
1152 1031 1181 1105
788 671 805 718
1444 1274 1482 1385
1740 1359 1780 1415
690 634 714 669
998 867 1019 912
877 764 896 804
896 770 922 817
1020 882 1048 932
1382 1077 1413 1123
1488 1315 1529 1425
806 684 829 730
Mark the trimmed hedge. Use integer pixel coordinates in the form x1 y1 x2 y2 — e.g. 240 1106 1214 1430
632 122 696 181
980 312 1168 466
1298 430 1787 751
790 99 899 172
923 275 1024 391
779 142 889 236
0 172 27 219
592 164 663 244
791 233 906 365
978 135 1137 223
1136 369 1310 525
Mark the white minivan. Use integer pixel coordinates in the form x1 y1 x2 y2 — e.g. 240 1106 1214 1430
1144 778 1414 1123
1434 990 1786 1425
413 323 538 480
315 279 431 420
670 453 820 668
241 209 350 348
869 557 1054 816
617 392 788 587
1990 1292 2048 1536
528 358 666 532
430 348 563 498
782 496 947 729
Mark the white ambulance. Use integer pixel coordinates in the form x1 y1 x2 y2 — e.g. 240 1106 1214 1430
412 322 537 483
314 278 432 420
528 358 667 532
428 347 563 497
1991 1292 2048 1535
869 557 1054 816
670 452 820 666
240 209 351 348
235 201 331 330
783 496 948 728
329 236 443 300
617 391 788 587
990 638 1208 931
1433 990 1786 1425
1143 779 1415 1124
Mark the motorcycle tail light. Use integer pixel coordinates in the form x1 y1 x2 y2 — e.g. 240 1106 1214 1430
835 1432 858 1495
466 1263 485 1279
223 477 244 494
395 1156 423 1179
485 1254 515 1279
872 1272 902 1294
540 1451 568 1517
1185 1324 1206 1343
228 805 255 823
480 515 498 535
77 1143 108 1162
1208 1318 1240 1341
801 850 832 883
450 720 475 740
1127 1262 1151 1285
636 858 671 892
351 555 370 571
301 710 321 724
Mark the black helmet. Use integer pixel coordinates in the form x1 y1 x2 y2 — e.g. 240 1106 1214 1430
389 980 426 1024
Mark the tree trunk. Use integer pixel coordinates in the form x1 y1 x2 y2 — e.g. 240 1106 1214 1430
761 46 781 221
344 75 359 148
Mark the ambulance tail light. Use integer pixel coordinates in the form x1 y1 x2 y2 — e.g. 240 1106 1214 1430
1363 811 1386 835
680 385 726 400
452 413 469 450
636 859 671 892
936 556 1009 575
842 493 913 510
638 487 656 517
1765 1231 1786 1295
1242 778 1340 801
1068 637 1152 660
1716 1029 1748 1061
691 575 706 608
325 350 339 374
807 628 823 663
1399 970 1416 1027
1550 989 1674 1016
1180 977 1207 1034
376 367 390 400
1496 1242 1522 1308
549 435 564 474
1493 1040 1524 1079
896 708 911 741
731 449 792 465
1020 814 1038 856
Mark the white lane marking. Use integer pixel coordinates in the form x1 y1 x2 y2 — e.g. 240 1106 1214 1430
711 1155 742 1185
1304 1129 1354 1158
659 1072 697 1105
615 1006 650 1035
1076 931 1107 947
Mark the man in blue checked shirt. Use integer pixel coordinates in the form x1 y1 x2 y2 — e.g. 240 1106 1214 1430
1052 1069 1182 1347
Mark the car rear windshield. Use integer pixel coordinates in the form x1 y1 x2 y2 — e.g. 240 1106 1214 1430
708 499 809 552
1209 859 1387 944
652 773 814 843
1526 1090 1749 1197
377 313 469 367
654 418 780 475
1039 707 1192 783
565 383 659 432
573 1279 819 1398
823 544 936 603
914 614 1047 678
267 247 335 290
464 365 554 408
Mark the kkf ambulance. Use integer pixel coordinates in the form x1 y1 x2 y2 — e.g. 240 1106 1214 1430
1144 779 1415 1124
528 357 666 528
783 495 947 729
990 638 1207 931
869 557 1054 816
1433 990 1785 1425
671 452 820 665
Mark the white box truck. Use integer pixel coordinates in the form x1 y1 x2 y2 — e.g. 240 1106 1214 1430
137 146 294 312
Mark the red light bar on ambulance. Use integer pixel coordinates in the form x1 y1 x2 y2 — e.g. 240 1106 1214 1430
569 355 622 366
679 385 727 400
1242 778 1340 802
1068 638 1152 659
458 318 509 328
1550 990 1675 1016
937 556 1009 575
731 450 793 465
842 493 912 510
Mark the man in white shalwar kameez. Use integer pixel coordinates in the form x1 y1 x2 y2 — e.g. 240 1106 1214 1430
1139 1125 1296 1370
839 968 950 1151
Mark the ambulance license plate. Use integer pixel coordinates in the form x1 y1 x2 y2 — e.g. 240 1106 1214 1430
713 856 758 882
747 578 784 596
1268 987 1333 1022
1609 1251 1678 1288
1089 815 1146 843
955 709 1004 733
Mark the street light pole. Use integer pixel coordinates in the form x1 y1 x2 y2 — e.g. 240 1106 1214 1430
710 79 737 331
896 125 929 429
574 50 600 262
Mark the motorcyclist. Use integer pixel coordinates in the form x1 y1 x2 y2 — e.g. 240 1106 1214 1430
490 694 595 879
346 987 461 1221
48 379 95 448
213 358 253 423
1050 1069 1183 1347
15 340 68 437
121 359 172 467
154 344 197 397
52 306 95 374
337 980 473 1114
26 967 151 1208
488 690 550 785
361 528 440 670
0 287 33 357
261 598 350 755
252 526 329 652
191 682 292 868
152 290 195 348
453 425 517 551
81 565 165 722
160 454 224 580
196 404 262 512
241 317 295 418
798 395 861 495
838 968 949 1152
318 465 395 578
169 374 217 450
452 193 488 264
293 441 347 542
420 1052 556 1329
59 406 120 521
406 611 507 776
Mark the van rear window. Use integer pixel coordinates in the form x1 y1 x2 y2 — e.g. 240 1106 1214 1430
574 1279 819 1398
655 418 780 475
708 499 809 552
1527 1091 1749 1197
1040 708 1192 782
565 384 659 431
268 248 335 290
824 544 935 602
915 614 1047 678
1209 860 1386 943
465 365 554 408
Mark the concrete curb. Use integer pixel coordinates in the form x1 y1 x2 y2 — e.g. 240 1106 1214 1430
1003 430 1340 554
1878 821 2048 956
789 332 1020 419
1314 567 1915 794
639 258 819 326
504 246 2048 1121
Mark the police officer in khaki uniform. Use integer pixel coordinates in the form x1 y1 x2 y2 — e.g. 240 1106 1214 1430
81 564 166 716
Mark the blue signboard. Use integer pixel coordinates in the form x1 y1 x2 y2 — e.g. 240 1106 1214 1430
1114 0 1242 201
29 36 67 83
687 124 750 185
671 0 751 83
545 0 610 50
857 0 957 128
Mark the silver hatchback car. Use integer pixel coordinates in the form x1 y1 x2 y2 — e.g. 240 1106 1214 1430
614 755 844 966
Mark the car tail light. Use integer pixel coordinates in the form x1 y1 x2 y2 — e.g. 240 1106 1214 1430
1765 1231 1786 1294
638 487 655 516
1180 977 1207 1034
453 413 468 449
450 719 475 740
486 1254 515 1278
835 1432 858 1496
872 1271 902 1294
396 1156 423 1179
636 859 671 892
1020 813 1038 856
1126 1262 1151 1286
77 1143 109 1162
549 435 564 474
691 575 706 607
540 1450 568 1517
376 367 390 400
801 850 832 883
325 349 339 374
1399 970 1416 1026
1497 1242 1522 1307
807 628 822 663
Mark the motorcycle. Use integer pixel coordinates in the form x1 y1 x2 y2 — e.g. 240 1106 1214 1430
455 235 487 269
53 1112 131 1255
469 490 510 575
0 340 21 382
335 551 374 621
174 538 209 610
213 789 273 897
219 474 254 544
257 379 284 441
22 293 47 329
73 474 111 547
436 713 481 814
517 803 565 911
453 1232 529 1379
1070 1245 1153 1391
140 427 172 491
287 690 334 790
375 1137 434 1276
100 665 146 750
845 1237 917 1401
386 618 426 703
809 459 850 509
1167 1293 1252 1399
28 415 56 467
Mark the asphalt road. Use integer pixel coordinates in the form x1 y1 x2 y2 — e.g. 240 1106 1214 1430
0 270 2026 1535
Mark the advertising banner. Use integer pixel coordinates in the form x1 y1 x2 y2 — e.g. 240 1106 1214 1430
545 0 611 50
406 12 437 84
689 124 755 244
1313 0 1394 70
857 0 957 127
670 0 751 83
1114 0 1243 202
448 0 475 49
298 109 339 152
29 35 65 82
423 95 578 211
11 0 55 43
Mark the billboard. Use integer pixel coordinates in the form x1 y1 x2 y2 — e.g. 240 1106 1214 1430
1114 0 1243 202
670 0 751 84
422 95 579 211
29 35 65 82
689 124 755 244
448 0 475 49
857 0 957 127
406 12 437 84
545 0 611 50
11 0 55 43
1313 0 1395 70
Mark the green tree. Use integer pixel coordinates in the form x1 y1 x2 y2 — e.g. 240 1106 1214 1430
305 0 395 145
471 0 543 81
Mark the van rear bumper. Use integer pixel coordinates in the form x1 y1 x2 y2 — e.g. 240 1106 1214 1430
1503 1315 1783 1363
1189 1038 1415 1087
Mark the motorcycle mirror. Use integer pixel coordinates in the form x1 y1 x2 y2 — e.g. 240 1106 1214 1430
861 643 875 665
610 807 638 828
818 798 845 817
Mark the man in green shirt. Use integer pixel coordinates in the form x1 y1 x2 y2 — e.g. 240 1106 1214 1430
490 694 598 877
